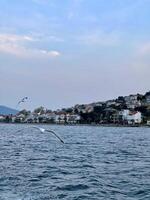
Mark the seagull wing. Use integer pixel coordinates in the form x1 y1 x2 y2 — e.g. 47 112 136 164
31 126 42 132
15 126 64 144
16 126 40 133
45 129 64 144
16 100 22 107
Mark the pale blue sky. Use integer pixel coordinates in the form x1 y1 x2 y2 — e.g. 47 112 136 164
0 0 150 110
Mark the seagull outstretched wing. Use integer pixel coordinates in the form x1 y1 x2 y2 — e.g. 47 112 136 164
45 129 64 144
16 126 64 144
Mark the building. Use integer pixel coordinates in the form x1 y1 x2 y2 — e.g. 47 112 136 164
120 110 142 124
147 120 150 126
124 95 141 109
55 113 66 124
106 100 116 107
0 115 5 122
25 114 39 123
66 114 81 124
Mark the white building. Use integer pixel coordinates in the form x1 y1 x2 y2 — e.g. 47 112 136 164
147 120 150 126
121 110 142 124
0 115 5 122
120 110 130 120
127 112 142 124
66 114 81 124
55 113 66 124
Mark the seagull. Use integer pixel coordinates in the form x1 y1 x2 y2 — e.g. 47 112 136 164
17 126 64 144
16 97 28 108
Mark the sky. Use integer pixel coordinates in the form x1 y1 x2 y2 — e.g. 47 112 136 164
0 0 150 110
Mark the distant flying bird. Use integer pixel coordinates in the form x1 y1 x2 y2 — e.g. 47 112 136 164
16 97 28 108
18 97 28 105
17 126 64 144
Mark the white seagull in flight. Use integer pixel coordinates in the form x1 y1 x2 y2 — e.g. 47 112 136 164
17 126 64 144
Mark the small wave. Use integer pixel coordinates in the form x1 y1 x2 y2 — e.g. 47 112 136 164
82 164 95 169
55 184 89 191
28 178 40 182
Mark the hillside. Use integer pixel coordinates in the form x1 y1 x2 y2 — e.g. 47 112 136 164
0 105 18 115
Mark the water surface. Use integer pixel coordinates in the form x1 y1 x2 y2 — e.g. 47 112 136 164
0 124 150 200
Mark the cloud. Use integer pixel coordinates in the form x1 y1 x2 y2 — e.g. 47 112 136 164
0 34 34 42
0 44 61 58
76 31 120 46
0 33 61 58
39 50 61 57
32 34 64 42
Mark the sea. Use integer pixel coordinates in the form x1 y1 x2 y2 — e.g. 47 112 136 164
0 124 150 200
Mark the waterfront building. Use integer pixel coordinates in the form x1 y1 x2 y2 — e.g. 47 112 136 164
120 110 142 124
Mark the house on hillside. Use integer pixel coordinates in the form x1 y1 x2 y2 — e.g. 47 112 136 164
66 114 81 124
55 112 66 124
13 114 26 123
25 114 39 123
106 100 116 107
120 110 142 124
124 95 141 109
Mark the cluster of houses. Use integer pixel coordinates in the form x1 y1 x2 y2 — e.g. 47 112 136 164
21 112 81 124
1 91 150 125
0 111 81 125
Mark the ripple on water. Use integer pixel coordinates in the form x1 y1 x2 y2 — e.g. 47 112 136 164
55 183 89 191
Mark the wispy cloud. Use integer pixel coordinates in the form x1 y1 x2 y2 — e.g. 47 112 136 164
76 31 120 46
0 34 34 42
32 34 64 42
0 33 61 58
39 50 61 57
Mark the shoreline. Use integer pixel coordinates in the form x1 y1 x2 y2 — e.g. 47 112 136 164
0 122 150 128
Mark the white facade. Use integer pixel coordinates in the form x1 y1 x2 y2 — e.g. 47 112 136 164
121 110 142 124
55 114 66 124
66 114 80 124
0 115 5 121
121 110 130 120
127 112 142 124
147 120 150 125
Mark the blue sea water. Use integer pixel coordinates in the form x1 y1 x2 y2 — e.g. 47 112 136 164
0 124 150 200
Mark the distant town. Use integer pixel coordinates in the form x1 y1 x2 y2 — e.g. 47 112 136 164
1 91 150 126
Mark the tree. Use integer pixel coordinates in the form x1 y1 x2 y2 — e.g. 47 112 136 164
18 109 31 117
5 116 11 123
33 107 45 115
117 96 125 103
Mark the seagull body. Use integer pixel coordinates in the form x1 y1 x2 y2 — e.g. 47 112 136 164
34 127 45 133
17 126 64 144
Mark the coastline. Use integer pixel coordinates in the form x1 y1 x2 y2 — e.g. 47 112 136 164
0 122 150 128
